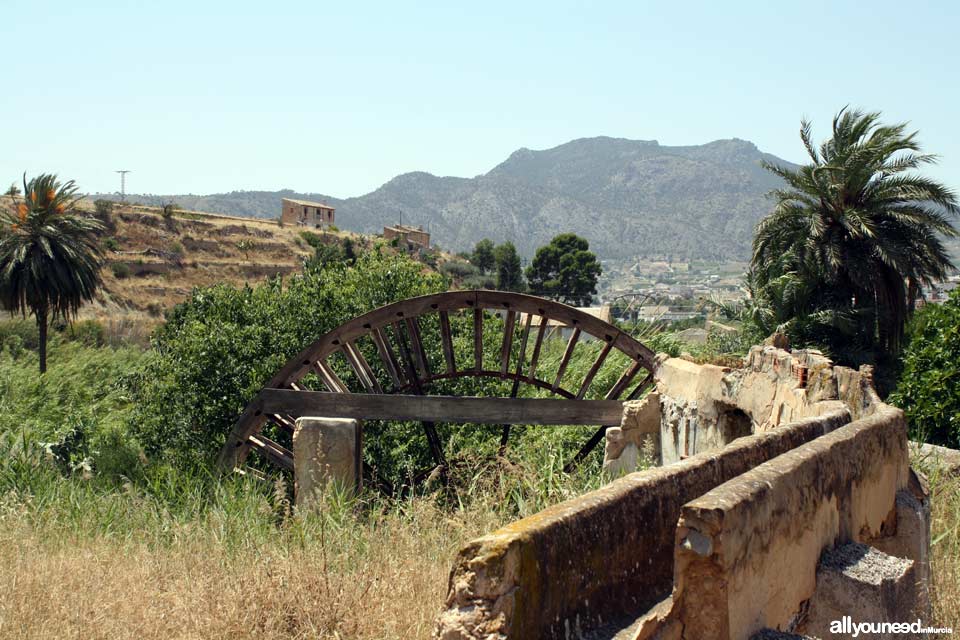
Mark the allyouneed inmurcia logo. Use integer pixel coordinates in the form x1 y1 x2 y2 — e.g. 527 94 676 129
830 617 953 636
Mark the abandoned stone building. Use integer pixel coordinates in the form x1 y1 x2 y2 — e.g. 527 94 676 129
281 197 335 228
383 224 430 249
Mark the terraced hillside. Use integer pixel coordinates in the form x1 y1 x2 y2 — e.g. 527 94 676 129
0 197 440 329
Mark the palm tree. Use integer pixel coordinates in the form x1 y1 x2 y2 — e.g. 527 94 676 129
752 108 959 356
0 174 104 373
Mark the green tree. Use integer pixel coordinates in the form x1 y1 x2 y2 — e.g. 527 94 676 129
470 238 495 274
235 239 253 261
4 183 20 197
752 108 959 358
889 289 960 448
525 233 602 306
0 174 104 374
342 237 357 264
493 241 524 291
129 251 447 466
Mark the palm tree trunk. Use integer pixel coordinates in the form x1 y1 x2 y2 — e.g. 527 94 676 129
907 277 918 314
37 305 48 375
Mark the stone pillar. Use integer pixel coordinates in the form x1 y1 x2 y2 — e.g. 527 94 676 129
293 417 360 508
602 391 661 481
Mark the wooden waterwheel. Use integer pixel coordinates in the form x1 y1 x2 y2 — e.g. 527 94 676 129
218 290 658 478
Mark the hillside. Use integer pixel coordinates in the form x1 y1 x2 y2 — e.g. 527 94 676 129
114 137 796 261
0 197 450 326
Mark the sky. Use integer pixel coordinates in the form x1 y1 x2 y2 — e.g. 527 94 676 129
2 1 958 198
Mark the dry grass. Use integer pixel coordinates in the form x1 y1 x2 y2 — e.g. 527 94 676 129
929 471 960 629
1 464 957 639
0 495 503 640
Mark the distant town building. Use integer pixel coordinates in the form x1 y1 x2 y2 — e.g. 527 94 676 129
383 224 430 249
281 198 335 228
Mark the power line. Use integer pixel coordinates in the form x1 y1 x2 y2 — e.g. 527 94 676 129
115 170 131 201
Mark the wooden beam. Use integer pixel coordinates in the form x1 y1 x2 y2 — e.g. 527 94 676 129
267 413 296 433
312 360 348 393
576 340 614 399
565 370 654 473
392 323 446 467
552 327 581 392
248 434 294 472
605 360 643 400
343 341 383 394
500 312 532 452
626 372 654 401
563 426 607 473
528 317 548 381
438 310 456 374
258 390 624 426
404 317 431 379
371 327 403 390
499 310 516 375
511 313 534 397
473 308 483 371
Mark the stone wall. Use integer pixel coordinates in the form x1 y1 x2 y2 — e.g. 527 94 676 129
434 410 851 639
434 347 925 640
674 404 912 639
607 347 869 471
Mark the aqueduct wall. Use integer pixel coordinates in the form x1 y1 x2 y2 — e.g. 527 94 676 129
433 346 931 640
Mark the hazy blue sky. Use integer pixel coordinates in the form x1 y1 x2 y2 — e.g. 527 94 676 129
3 1 957 198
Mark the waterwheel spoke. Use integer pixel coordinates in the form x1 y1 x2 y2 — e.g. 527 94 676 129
312 359 349 393
499 310 516 375
511 313 534 396
371 327 403 390
528 316 548 381
394 320 446 467
404 317 431 379
344 341 383 394
576 339 614 399
267 413 296 433
248 434 294 472
500 312 533 452
473 307 483 371
626 371 654 401
552 327 581 392
564 364 651 472
563 427 607 473
438 310 456 374
604 360 643 400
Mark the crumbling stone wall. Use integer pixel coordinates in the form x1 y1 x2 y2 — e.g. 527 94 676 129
434 347 931 640
606 346 862 472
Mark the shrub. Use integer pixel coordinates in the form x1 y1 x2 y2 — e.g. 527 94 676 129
92 199 116 232
889 290 960 448
0 340 147 480
0 319 40 350
462 274 496 290
111 263 132 279
4 334 24 359
128 252 447 467
62 319 106 347
103 237 120 252
440 260 479 279
299 230 321 248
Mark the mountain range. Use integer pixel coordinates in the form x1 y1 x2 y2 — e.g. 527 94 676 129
114 137 796 261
